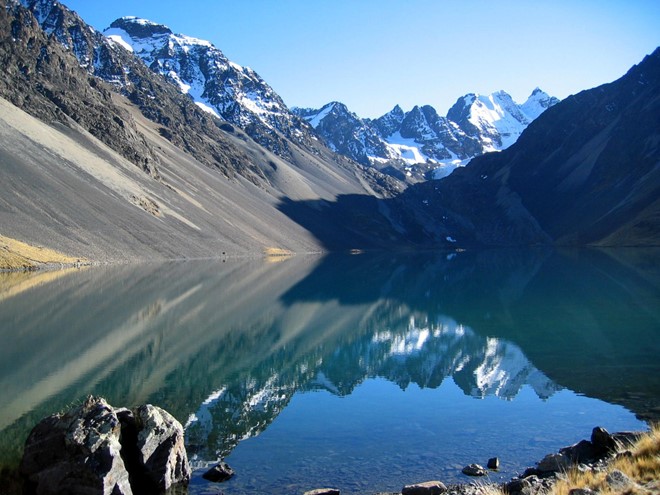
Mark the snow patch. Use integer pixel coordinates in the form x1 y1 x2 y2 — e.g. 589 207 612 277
306 103 335 128
105 33 134 52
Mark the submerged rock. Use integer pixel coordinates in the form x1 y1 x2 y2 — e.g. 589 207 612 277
20 396 190 494
202 461 235 482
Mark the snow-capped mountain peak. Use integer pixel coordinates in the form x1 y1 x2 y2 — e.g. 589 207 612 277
520 87 560 120
102 17 303 149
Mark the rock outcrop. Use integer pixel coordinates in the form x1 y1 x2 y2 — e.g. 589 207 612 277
20 396 190 495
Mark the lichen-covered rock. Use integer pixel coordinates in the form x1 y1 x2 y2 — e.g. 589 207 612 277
19 396 190 495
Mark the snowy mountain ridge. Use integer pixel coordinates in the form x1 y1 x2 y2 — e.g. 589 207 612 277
104 17 300 136
295 89 559 181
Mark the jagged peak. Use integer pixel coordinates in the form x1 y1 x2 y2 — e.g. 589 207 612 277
388 104 405 117
491 89 512 98
108 16 172 38
529 87 547 97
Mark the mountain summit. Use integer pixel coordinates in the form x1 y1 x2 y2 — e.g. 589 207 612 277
104 17 311 155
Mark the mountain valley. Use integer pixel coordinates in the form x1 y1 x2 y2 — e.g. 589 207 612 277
1 0 658 267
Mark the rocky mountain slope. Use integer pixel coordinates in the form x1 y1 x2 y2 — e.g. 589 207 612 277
1 0 402 262
1 0 656 261
405 47 660 246
294 89 559 181
278 48 660 249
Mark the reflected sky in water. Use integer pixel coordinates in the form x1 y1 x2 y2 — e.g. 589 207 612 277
0 248 658 493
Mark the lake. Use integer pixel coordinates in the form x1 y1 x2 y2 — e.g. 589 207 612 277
1 248 658 494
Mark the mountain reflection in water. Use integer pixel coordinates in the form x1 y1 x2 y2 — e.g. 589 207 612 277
185 317 560 462
0 248 658 489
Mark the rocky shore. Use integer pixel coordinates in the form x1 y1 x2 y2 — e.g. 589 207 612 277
15 397 655 495
297 426 649 495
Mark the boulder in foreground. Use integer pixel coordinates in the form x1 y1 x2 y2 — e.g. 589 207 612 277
20 396 190 494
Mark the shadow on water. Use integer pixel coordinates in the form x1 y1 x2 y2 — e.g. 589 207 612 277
0 248 658 492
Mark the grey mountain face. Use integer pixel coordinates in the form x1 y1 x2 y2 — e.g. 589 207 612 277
14 0 272 183
296 89 559 181
404 47 660 247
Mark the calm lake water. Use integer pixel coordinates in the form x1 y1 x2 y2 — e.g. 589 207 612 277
1 248 659 494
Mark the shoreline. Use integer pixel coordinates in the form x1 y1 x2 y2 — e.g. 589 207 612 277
3 412 657 495
292 425 657 495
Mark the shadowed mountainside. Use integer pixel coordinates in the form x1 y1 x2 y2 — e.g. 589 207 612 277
278 48 660 249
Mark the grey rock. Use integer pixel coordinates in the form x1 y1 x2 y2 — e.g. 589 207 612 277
568 489 597 495
591 426 616 452
612 431 644 449
487 457 499 469
537 452 571 473
606 469 633 490
203 461 234 482
134 404 190 490
20 396 132 495
504 478 531 494
560 439 601 463
19 396 190 495
401 480 448 495
303 489 340 495
461 463 488 476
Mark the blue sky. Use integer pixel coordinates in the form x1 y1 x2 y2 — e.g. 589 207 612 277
61 0 660 118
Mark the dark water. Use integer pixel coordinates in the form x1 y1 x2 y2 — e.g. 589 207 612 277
0 248 658 494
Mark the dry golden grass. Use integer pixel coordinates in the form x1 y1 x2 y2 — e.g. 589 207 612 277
0 235 86 270
479 425 660 495
541 424 659 495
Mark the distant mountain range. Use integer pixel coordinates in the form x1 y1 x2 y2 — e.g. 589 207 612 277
103 15 558 182
1 0 657 263
294 88 559 181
